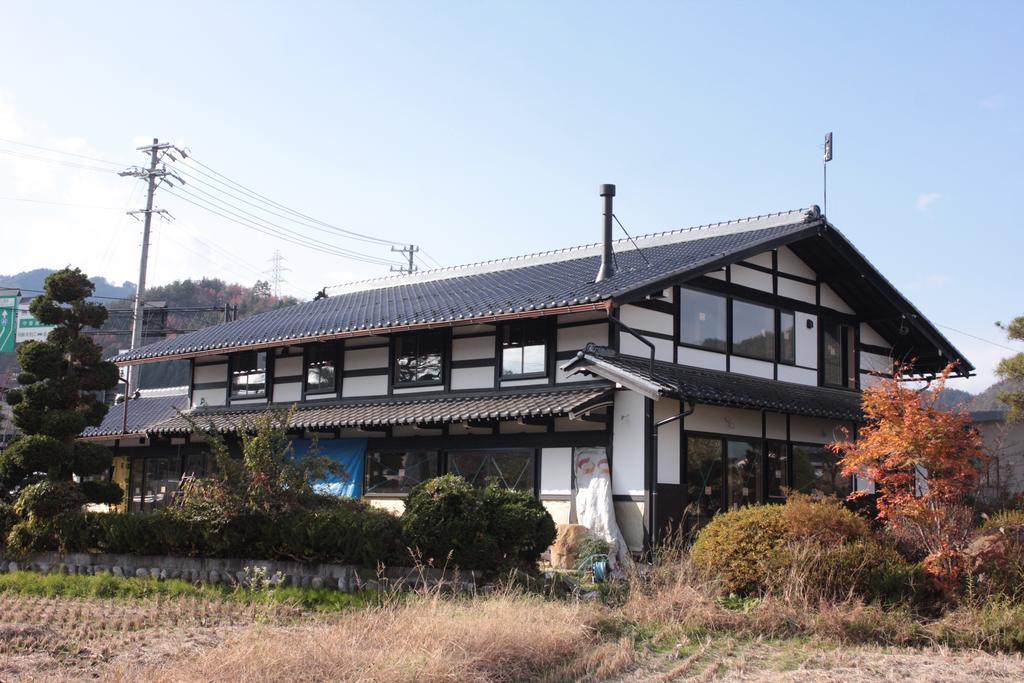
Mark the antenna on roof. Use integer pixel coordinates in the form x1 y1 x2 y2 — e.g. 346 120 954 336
822 132 833 217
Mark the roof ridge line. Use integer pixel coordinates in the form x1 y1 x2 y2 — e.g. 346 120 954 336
326 207 811 291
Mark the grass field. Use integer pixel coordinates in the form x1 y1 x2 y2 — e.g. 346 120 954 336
3 571 1024 681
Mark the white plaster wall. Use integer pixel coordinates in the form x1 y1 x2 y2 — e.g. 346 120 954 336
275 355 303 377
272 382 301 403
777 364 818 386
500 377 548 387
655 398 681 485
685 404 762 438
554 416 605 431
777 278 816 304
678 346 727 371
614 501 645 552
450 366 494 390
730 356 774 379
765 411 787 440
620 304 674 335
192 387 226 408
861 351 893 375
345 346 389 370
393 385 439 394
540 447 573 496
795 312 818 368
705 268 727 281
745 250 774 268
860 323 889 347
819 283 855 314
620 334 673 362
342 375 388 397
556 323 609 351
612 390 646 496
231 397 267 406
789 416 851 444
777 245 816 278
193 363 227 384
542 500 572 525
452 336 495 361
730 264 773 292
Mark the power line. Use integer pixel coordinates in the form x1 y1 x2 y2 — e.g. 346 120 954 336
0 195 124 210
0 136 127 166
175 156 407 247
390 244 419 274
164 187 402 266
937 325 1024 356
170 164 400 248
419 249 444 269
0 147 118 174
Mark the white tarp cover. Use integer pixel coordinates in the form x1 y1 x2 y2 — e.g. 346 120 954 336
574 446 632 574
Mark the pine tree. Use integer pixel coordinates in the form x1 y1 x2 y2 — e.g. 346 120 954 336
0 268 121 512
996 316 1024 421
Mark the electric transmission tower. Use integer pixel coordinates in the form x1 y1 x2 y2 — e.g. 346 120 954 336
119 138 187 393
267 249 288 298
390 244 420 274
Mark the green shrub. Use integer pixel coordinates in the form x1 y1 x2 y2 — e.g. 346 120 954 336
13 480 84 520
790 540 923 604
481 485 557 570
402 474 494 569
783 493 869 545
4 512 90 556
402 475 557 573
0 502 14 547
690 504 788 594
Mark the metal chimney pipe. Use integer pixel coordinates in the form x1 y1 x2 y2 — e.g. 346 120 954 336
595 183 616 282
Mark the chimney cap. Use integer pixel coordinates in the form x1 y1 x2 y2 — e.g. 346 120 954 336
599 183 616 197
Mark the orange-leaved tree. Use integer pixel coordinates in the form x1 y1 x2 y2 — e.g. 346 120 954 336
829 362 986 593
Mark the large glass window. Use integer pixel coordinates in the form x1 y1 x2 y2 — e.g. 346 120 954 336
230 350 268 398
305 343 337 394
726 439 761 508
823 323 856 388
394 332 444 385
779 310 796 365
365 450 438 495
732 300 775 361
680 288 727 352
501 320 547 377
686 437 723 526
765 440 789 500
447 449 535 492
129 451 206 513
792 444 851 499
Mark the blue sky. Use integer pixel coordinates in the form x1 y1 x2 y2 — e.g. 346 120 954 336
0 2 1020 391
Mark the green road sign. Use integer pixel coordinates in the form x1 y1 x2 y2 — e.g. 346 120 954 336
0 295 16 353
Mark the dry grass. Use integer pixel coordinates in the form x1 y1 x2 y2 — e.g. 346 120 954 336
110 593 633 683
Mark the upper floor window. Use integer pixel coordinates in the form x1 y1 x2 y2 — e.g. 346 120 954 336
394 332 444 385
230 350 268 398
731 300 775 361
680 288 726 352
501 320 547 377
822 322 857 388
305 343 337 394
779 311 796 365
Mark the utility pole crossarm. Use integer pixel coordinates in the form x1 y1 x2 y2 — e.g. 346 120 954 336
390 244 420 275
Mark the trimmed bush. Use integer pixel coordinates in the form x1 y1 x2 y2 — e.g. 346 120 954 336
13 480 84 520
482 485 557 570
784 492 870 545
402 475 495 569
402 475 557 573
690 504 788 594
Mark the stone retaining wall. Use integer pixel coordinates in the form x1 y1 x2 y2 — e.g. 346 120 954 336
0 552 479 592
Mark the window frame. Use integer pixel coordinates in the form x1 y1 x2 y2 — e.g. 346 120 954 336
392 331 446 388
498 319 549 380
303 342 340 396
363 449 441 497
777 309 797 366
789 440 853 499
229 350 270 400
678 286 729 353
729 298 777 363
444 447 539 496
820 321 858 390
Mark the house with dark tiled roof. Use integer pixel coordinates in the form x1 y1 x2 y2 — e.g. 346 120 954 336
94 187 971 550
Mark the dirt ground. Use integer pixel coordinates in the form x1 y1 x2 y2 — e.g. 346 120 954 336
3 594 1024 682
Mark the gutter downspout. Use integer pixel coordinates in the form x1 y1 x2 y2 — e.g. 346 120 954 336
650 387 696 550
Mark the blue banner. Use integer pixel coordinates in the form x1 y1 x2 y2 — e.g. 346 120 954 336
289 438 367 498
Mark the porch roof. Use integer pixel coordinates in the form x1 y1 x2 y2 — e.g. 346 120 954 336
562 345 863 422
146 385 611 435
80 394 190 440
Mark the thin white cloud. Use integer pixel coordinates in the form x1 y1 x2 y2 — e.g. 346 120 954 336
980 94 1006 111
916 192 941 211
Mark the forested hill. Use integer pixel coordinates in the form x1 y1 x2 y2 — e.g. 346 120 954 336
1 272 301 390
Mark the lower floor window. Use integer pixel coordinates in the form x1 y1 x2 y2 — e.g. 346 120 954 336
792 444 852 499
129 451 206 513
448 449 536 492
364 450 439 495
